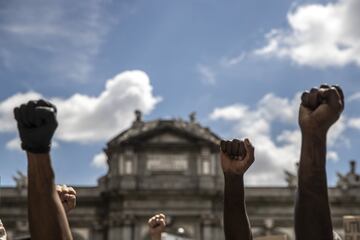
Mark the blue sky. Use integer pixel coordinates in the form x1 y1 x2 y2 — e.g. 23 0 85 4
0 0 359 186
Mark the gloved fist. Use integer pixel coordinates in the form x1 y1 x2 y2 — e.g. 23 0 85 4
14 99 58 154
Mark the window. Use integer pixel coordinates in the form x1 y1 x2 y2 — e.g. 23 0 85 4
147 154 188 172
125 160 133 175
202 160 210 175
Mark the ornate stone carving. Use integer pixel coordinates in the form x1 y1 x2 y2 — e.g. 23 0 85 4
337 160 360 190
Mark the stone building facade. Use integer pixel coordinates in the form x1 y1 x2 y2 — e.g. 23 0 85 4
0 112 360 240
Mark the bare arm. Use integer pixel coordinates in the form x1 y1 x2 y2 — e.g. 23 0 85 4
148 214 166 240
221 139 254 240
224 173 251 240
27 153 72 240
14 100 73 240
0 219 7 240
295 85 344 240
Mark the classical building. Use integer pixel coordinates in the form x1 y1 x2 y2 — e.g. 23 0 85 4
0 111 359 240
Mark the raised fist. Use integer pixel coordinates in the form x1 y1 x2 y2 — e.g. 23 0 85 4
148 214 166 240
14 99 58 153
299 85 344 135
220 138 255 175
56 185 77 214
0 219 7 240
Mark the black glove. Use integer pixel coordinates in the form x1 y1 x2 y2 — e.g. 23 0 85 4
14 99 58 154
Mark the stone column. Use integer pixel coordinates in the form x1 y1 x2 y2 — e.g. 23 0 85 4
202 214 223 240
91 220 105 240
201 215 214 240
121 215 134 240
107 215 122 240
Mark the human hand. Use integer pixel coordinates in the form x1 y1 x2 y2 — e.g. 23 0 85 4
56 185 77 214
148 214 166 240
299 85 344 136
220 138 255 175
14 99 58 153
0 219 7 240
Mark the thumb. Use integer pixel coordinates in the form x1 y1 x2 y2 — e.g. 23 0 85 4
243 138 255 165
319 88 342 111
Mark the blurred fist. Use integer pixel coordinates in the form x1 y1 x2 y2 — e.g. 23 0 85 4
220 138 255 175
299 84 344 135
56 185 77 214
148 214 166 240
14 99 58 153
0 219 7 240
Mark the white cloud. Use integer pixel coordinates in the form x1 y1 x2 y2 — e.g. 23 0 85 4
348 118 360 129
349 92 360 102
255 0 360 68
211 105 249 121
327 151 339 162
210 92 348 185
91 152 108 169
5 138 22 151
0 0 114 82
197 64 216 85
6 137 59 151
0 91 42 132
0 70 161 144
220 53 246 67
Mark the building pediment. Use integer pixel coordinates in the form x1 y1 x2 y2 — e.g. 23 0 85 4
145 132 191 144
107 117 221 148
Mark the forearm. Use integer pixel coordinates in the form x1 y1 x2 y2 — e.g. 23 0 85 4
224 173 252 240
295 133 333 240
27 153 72 240
151 235 161 240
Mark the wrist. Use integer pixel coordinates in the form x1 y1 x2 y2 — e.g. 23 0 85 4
299 130 327 179
300 128 327 140
301 131 327 146
224 173 244 195
22 143 51 154
224 172 244 180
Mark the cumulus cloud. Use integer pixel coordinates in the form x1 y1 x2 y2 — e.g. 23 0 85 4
197 64 216 85
349 92 360 102
91 152 108 169
348 118 360 129
0 0 114 82
5 138 22 151
220 53 246 67
255 0 360 68
0 70 161 145
0 91 42 132
6 137 59 151
210 92 348 185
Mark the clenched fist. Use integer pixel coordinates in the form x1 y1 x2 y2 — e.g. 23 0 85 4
148 214 166 240
14 99 58 153
220 138 255 175
299 85 344 136
0 219 7 240
56 185 77 214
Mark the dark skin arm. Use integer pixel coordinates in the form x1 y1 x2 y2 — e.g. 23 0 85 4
221 138 255 240
14 100 73 240
27 153 72 240
295 85 344 240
